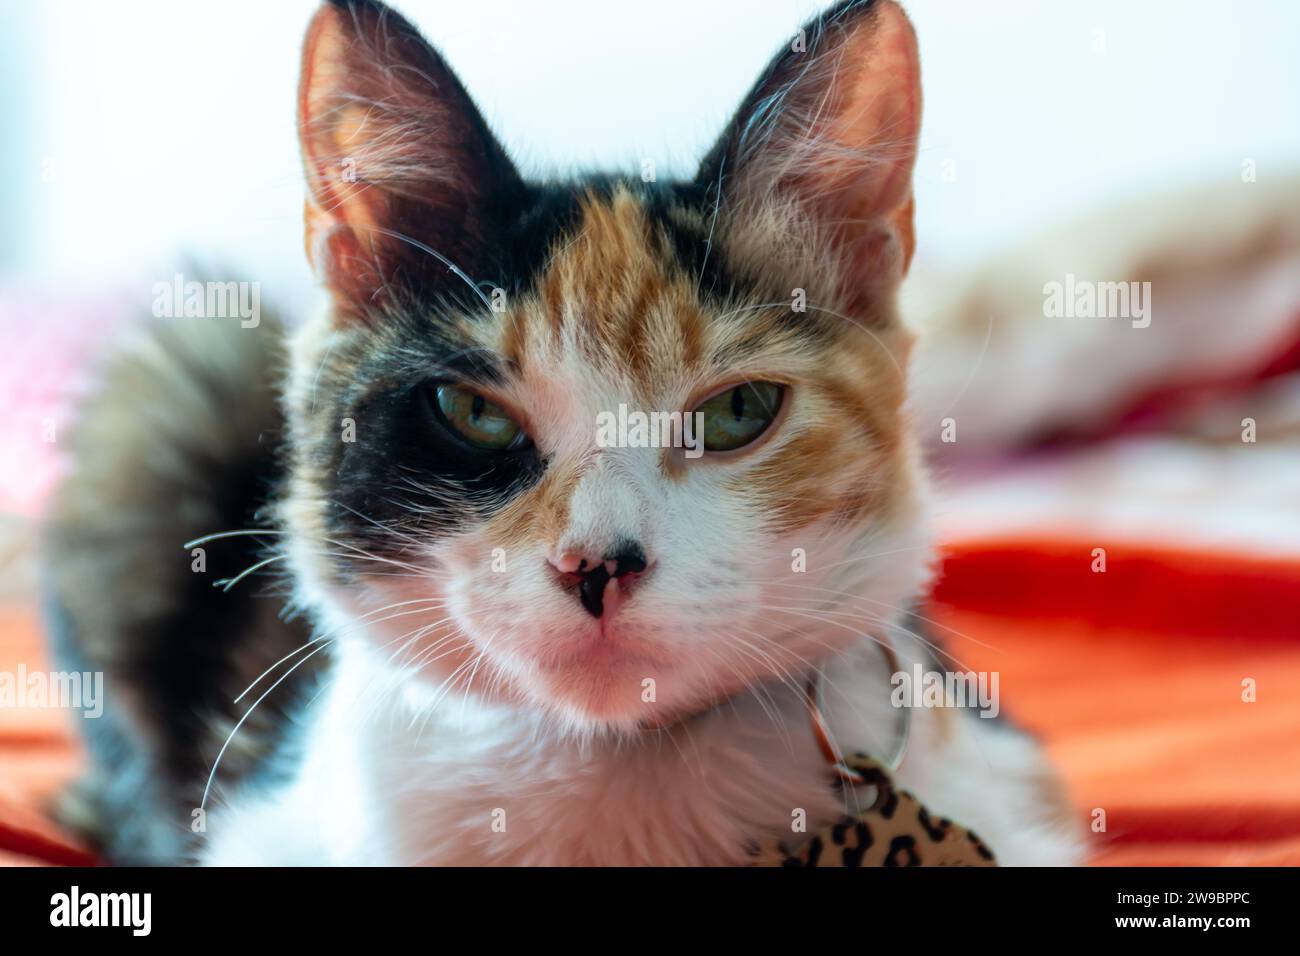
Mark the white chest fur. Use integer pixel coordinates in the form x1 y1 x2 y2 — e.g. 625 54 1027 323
200 634 1081 866
202 639 850 866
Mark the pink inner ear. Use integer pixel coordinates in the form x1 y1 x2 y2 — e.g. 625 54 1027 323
821 1 922 223
314 222 389 319
295 3 443 317
298 7 364 282
713 1 924 291
294 1 525 316
297 7 347 215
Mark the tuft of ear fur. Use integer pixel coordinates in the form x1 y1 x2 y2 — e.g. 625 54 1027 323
298 0 523 319
699 0 922 309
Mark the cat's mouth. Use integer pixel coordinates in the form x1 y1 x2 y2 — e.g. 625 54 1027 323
509 624 682 724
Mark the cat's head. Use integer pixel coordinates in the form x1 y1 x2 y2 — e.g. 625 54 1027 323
283 0 929 734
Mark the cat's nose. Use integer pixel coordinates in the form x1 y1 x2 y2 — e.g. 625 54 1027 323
548 542 649 618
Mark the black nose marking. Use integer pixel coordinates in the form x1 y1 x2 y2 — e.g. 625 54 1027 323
578 564 611 618
575 542 647 618
608 543 647 577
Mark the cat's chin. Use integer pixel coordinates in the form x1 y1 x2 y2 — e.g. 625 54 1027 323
524 648 676 729
531 690 700 737
534 668 654 706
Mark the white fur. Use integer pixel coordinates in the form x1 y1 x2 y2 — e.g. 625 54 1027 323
202 459 1081 866
201 622 1081 866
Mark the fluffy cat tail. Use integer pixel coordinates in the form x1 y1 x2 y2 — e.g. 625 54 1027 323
42 287 315 863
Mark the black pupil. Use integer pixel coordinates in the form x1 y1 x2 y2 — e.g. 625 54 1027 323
730 386 745 420
471 393 485 421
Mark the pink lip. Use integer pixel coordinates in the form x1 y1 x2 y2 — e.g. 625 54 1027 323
599 578 625 627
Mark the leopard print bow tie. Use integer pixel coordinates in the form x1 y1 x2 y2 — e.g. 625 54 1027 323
749 753 998 867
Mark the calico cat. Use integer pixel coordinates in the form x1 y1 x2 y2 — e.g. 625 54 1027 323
44 0 1080 865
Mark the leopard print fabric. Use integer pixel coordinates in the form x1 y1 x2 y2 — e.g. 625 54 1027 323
750 754 998 867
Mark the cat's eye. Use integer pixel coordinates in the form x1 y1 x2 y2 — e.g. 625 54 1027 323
693 381 784 452
429 384 530 451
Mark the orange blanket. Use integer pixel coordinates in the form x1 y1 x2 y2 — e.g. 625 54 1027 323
936 538 1300 865
3 534 1296 867
0 604 95 867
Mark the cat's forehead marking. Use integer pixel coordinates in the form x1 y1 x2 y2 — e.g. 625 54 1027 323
521 185 708 396
453 184 905 543
491 182 844 425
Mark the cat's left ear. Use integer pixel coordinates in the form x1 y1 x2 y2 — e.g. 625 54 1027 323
698 0 921 301
298 0 524 320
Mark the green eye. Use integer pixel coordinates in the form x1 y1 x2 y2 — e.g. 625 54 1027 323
693 381 784 452
431 384 529 451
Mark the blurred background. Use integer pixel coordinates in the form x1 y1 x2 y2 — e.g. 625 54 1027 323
3 0 1300 293
1 1 1298 866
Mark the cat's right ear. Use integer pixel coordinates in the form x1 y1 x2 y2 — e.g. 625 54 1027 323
697 0 922 309
298 0 524 320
